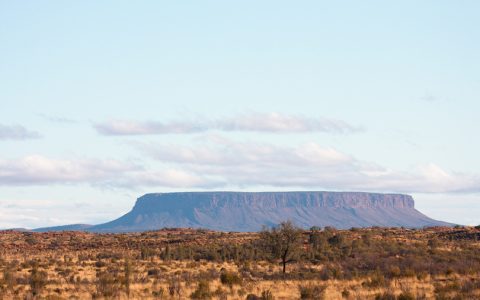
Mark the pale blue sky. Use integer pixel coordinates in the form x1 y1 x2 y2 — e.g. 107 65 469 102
1 1 479 228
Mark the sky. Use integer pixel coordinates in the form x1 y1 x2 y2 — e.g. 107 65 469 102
1 1 479 228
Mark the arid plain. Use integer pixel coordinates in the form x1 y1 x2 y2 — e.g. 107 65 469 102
1 226 480 299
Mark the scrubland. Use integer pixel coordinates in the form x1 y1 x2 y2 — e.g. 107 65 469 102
0 226 479 299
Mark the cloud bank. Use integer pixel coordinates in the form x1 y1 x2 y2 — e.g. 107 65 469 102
94 112 362 135
0 155 210 189
140 138 480 193
0 124 41 140
0 155 139 186
2 139 479 194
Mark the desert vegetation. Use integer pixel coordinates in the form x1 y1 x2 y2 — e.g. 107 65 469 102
0 224 479 299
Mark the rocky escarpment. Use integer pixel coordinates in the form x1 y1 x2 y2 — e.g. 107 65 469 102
88 191 452 232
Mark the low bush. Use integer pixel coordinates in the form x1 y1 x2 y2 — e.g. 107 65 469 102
190 280 212 299
298 284 327 299
220 271 242 287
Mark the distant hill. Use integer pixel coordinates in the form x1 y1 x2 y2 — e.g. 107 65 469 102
77 191 453 232
0 228 30 232
32 224 93 232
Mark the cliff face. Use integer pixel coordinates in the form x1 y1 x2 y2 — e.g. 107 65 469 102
132 192 415 210
89 191 451 232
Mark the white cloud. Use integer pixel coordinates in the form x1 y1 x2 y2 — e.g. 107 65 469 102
127 169 219 188
94 112 361 135
0 124 41 140
0 155 210 189
216 112 361 133
95 119 207 135
139 138 480 193
1 140 479 194
0 155 139 185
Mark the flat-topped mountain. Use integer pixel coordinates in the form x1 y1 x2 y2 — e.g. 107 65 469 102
85 191 452 232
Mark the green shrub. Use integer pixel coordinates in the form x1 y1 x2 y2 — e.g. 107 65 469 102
95 271 119 298
152 287 165 298
190 280 212 299
341 289 350 298
298 284 327 299
245 290 275 300
397 292 415 300
140 247 156 260
168 279 182 297
375 292 396 300
261 290 274 300
29 264 48 297
220 271 242 287
94 261 106 268
363 273 387 289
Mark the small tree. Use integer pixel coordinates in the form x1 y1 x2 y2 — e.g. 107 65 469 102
259 221 303 274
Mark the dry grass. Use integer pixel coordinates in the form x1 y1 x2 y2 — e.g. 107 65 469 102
0 226 479 299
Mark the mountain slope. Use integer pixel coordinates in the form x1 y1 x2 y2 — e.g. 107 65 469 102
88 191 452 232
